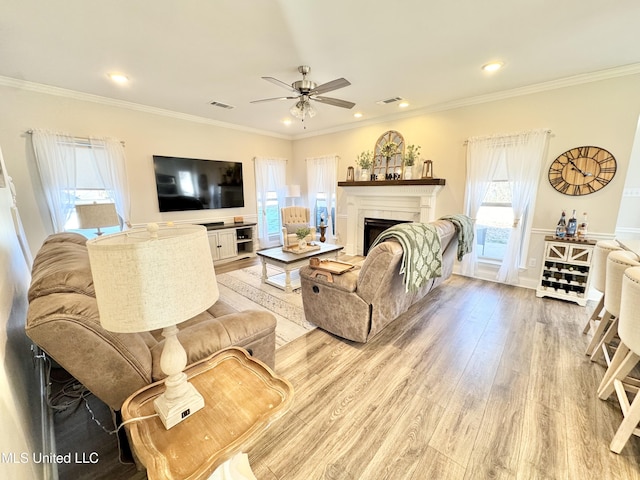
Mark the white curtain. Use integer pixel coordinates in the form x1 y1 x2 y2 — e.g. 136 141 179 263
462 129 549 283
497 129 550 283
306 154 338 243
254 157 286 248
31 130 78 232
89 137 131 228
461 138 501 276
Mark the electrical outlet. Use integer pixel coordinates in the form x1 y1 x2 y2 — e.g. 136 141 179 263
528 258 536 268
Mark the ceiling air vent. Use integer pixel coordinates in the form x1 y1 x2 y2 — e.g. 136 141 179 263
376 97 404 105
209 101 235 110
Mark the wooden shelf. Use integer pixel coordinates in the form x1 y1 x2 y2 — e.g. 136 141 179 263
338 178 446 187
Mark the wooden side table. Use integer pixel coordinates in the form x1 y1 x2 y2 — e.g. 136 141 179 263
121 348 293 480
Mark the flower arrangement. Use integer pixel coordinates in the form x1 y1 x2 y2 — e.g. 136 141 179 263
380 141 399 158
403 144 421 166
356 150 373 169
295 227 311 240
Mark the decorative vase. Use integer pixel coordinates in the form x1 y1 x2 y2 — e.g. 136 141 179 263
359 168 370 181
298 238 307 249
404 166 413 179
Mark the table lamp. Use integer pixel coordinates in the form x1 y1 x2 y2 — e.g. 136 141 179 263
87 223 218 429
285 184 300 206
76 202 120 235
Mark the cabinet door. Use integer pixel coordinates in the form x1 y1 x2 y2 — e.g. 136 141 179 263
545 242 569 261
568 245 593 264
207 232 221 261
217 230 238 260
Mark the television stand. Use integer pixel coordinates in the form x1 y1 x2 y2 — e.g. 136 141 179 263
202 222 257 265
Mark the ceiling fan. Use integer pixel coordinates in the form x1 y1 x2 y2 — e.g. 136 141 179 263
250 65 355 121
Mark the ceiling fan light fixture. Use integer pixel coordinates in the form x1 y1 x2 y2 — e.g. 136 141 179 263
290 99 316 119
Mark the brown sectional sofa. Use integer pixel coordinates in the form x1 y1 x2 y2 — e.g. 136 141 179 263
299 219 458 342
25 232 277 411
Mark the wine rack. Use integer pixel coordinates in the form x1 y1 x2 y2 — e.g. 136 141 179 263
535 235 596 306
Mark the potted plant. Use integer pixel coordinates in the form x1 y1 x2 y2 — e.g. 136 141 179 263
356 150 373 180
403 144 421 179
295 226 311 249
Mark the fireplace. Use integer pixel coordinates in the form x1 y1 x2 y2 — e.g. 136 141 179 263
338 181 444 255
363 218 411 255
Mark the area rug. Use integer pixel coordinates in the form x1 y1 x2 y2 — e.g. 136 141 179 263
216 264 316 348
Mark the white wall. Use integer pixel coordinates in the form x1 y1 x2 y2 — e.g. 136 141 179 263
0 83 293 256
291 74 640 287
0 152 42 479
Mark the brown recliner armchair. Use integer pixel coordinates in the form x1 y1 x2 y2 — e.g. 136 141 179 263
281 206 316 247
299 219 458 343
25 232 277 411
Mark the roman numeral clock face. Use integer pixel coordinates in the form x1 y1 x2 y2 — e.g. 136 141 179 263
548 146 617 196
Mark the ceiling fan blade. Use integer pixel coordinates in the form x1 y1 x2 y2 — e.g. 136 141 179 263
310 78 351 96
313 96 356 109
262 76 297 93
250 96 298 104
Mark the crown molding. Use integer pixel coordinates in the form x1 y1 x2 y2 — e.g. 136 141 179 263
0 76 293 140
3 62 639 143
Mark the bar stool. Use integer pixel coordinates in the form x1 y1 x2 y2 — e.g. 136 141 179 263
589 250 640 363
583 240 623 355
597 266 640 453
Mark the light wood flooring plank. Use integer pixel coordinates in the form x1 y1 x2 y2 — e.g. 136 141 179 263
53 269 640 479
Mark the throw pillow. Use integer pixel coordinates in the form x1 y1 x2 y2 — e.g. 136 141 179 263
286 223 308 234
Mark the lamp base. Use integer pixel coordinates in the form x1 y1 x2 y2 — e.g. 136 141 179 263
154 381 204 429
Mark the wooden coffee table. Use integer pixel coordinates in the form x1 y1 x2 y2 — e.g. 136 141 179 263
256 243 344 292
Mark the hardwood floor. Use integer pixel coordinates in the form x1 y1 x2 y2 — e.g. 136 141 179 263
247 275 640 480
52 267 640 479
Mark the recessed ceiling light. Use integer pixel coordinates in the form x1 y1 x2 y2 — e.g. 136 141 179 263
481 62 504 72
353 112 363 118
398 102 410 108
107 73 129 84
282 118 292 126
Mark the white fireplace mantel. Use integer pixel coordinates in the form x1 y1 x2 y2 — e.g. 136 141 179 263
338 179 446 255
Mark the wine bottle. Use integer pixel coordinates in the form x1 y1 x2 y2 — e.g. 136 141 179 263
577 212 588 238
555 210 567 238
566 209 578 237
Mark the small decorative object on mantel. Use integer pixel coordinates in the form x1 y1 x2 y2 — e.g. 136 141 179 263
346 166 354 182
402 144 421 179
374 130 405 179
421 159 433 179
356 150 373 181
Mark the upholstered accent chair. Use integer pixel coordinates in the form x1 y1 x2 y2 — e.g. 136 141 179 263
281 206 316 247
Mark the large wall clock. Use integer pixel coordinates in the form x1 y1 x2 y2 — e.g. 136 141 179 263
548 145 617 196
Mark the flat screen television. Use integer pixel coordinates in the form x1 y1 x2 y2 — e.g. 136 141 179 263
153 155 245 212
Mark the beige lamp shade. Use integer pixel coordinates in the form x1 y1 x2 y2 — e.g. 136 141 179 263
86 224 218 333
285 184 300 198
76 202 119 229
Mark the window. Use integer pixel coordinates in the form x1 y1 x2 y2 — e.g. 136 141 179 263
476 181 514 260
254 157 286 248
63 144 120 237
264 191 281 240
